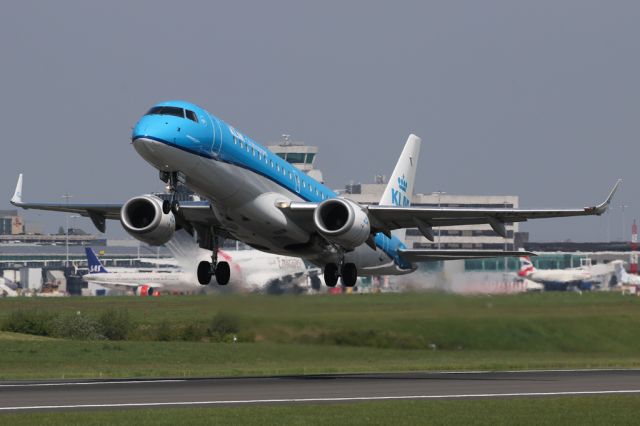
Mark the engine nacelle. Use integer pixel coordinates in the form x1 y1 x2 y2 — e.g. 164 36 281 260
135 284 155 297
313 198 370 250
120 195 175 246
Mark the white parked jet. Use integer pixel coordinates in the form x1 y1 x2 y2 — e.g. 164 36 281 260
613 260 640 286
84 247 194 296
11 101 621 288
518 257 613 291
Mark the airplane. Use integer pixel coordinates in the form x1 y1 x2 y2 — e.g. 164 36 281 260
10 100 622 288
84 247 195 296
612 260 640 286
517 256 611 291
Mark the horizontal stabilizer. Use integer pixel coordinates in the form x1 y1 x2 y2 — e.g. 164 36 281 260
398 249 535 262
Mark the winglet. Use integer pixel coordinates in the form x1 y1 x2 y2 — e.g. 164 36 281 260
587 179 622 215
11 174 23 205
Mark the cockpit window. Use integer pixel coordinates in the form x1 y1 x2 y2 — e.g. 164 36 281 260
146 106 185 118
185 110 198 122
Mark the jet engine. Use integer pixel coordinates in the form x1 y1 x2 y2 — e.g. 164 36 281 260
120 195 175 246
313 198 370 250
135 284 156 297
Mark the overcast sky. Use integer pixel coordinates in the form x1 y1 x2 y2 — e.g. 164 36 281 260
0 1 637 242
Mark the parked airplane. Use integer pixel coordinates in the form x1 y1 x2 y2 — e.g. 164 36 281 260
11 101 621 288
84 247 193 296
518 256 611 291
612 260 640 286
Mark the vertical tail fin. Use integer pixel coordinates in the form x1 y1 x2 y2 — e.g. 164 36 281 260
85 247 108 273
379 134 422 242
518 256 535 277
11 174 23 205
613 260 627 283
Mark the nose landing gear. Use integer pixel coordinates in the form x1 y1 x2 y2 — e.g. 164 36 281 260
160 171 181 215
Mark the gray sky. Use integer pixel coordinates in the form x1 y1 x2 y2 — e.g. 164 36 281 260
0 1 637 242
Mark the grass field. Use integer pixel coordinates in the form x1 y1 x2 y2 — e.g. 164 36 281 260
4 396 640 425
1 292 640 379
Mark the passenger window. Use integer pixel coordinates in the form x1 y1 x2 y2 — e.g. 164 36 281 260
270 160 274 168
233 138 237 145
302 181 306 188
239 141 244 149
185 110 198 122
277 165 280 172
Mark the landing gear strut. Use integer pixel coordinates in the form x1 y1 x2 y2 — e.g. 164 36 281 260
161 171 181 215
197 233 230 286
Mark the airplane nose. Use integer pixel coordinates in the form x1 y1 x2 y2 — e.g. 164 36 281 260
132 118 151 141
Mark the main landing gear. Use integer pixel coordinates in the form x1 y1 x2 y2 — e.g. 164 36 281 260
161 171 181 215
197 233 230 286
324 258 358 288
197 260 230 286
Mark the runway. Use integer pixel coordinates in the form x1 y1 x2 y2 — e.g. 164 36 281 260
1 369 640 412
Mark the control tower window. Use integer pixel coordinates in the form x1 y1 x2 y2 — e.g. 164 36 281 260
286 153 305 163
185 110 198 122
146 106 185 118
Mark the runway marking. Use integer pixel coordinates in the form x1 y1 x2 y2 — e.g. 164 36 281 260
433 368 640 375
0 379 185 388
2 389 640 411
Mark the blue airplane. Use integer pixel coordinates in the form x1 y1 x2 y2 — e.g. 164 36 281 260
11 100 621 287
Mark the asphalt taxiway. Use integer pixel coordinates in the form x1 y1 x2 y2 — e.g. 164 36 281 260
1 369 639 412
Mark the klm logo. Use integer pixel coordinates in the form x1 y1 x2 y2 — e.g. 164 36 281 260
391 175 410 207
398 175 408 192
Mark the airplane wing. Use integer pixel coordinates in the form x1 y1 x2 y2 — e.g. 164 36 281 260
280 180 621 240
397 249 535 262
10 174 220 233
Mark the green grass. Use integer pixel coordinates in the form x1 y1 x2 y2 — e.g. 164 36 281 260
1 292 640 379
4 396 640 425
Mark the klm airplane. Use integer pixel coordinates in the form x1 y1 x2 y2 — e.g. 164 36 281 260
11 101 621 287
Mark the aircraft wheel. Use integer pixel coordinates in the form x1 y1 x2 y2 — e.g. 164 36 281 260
324 263 339 287
197 261 212 285
215 261 231 285
341 263 357 287
171 200 180 214
162 199 171 214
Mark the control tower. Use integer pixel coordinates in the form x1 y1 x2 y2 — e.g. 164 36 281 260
267 135 324 183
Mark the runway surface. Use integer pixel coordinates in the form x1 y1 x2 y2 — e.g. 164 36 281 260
1 369 640 412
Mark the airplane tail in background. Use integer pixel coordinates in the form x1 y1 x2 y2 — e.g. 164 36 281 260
379 134 422 243
518 257 536 277
613 260 628 283
85 247 108 273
